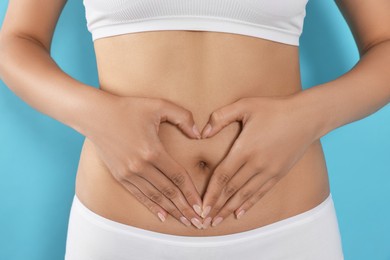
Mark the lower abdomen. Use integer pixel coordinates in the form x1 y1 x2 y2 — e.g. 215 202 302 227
74 104 330 237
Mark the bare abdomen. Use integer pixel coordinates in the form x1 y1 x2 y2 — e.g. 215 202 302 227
74 31 331 236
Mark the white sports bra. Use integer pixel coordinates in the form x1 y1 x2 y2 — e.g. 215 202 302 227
82 0 309 46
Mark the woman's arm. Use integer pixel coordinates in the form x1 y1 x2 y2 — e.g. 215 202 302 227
0 0 205 227
291 0 390 141
0 0 114 137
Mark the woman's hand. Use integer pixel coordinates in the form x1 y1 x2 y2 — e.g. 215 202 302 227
199 94 322 228
85 94 205 229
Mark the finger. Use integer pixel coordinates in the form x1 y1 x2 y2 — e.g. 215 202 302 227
210 173 279 227
234 177 280 220
141 163 204 229
203 162 259 223
126 174 195 228
153 148 204 222
120 180 168 223
201 142 247 219
158 99 201 139
201 99 247 139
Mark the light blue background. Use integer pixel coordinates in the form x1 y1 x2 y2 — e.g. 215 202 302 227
0 1 389 259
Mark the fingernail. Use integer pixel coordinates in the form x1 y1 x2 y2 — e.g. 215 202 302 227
201 205 211 218
157 212 166 222
236 210 246 220
202 124 212 138
212 217 223 227
191 218 203 229
192 125 201 139
193 204 202 217
202 217 212 229
180 216 191 227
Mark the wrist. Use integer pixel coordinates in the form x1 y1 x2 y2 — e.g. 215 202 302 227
285 88 332 141
67 85 120 138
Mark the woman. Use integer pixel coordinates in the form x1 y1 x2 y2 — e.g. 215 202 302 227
0 0 389 259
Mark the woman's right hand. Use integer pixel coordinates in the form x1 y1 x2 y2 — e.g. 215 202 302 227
85 94 205 229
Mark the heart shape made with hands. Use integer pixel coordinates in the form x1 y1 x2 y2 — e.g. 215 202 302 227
193 108 243 207
160 98 250 226
156 99 247 226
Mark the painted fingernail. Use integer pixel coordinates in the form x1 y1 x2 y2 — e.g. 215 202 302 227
193 204 202 217
180 216 191 227
202 217 212 229
157 212 166 222
202 124 212 138
201 206 211 218
212 217 223 227
192 125 201 139
191 218 203 229
236 210 246 220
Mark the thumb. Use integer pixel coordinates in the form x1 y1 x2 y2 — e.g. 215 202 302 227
201 99 247 138
158 99 201 139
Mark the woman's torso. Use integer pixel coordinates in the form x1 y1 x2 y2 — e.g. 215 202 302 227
75 30 330 236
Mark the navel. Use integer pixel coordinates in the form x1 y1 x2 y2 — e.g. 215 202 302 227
197 160 208 170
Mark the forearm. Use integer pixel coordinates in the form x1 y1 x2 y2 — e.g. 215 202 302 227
292 40 390 140
0 34 115 137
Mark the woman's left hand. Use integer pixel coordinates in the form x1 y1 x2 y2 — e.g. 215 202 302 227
199 94 323 228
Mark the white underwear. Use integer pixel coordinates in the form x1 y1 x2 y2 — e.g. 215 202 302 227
65 192 344 260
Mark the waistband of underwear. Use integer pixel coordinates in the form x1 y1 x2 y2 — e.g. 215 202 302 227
71 192 334 246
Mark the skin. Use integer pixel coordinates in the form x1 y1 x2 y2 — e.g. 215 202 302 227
0 0 389 236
